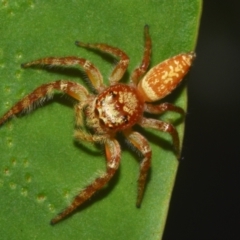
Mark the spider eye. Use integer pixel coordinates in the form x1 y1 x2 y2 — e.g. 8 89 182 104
99 118 105 126
109 91 117 98
122 115 129 123
94 108 99 116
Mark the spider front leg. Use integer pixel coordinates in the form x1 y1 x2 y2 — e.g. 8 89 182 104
139 117 181 158
51 138 121 225
75 41 129 84
22 56 104 91
130 25 152 85
0 80 88 126
124 130 152 207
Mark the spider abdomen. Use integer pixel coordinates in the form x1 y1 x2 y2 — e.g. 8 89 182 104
95 84 144 131
137 52 195 102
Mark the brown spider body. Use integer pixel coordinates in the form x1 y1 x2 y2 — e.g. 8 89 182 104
0 25 195 225
87 84 145 132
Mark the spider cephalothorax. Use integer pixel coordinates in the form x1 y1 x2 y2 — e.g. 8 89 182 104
86 84 145 132
0 25 195 225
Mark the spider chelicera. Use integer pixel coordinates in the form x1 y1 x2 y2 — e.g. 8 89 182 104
0 25 195 225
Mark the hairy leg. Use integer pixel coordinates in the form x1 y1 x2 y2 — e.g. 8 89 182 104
74 128 107 143
139 117 180 158
124 130 152 207
130 25 152 85
144 102 185 115
0 80 88 126
22 57 104 91
75 41 129 84
51 138 121 225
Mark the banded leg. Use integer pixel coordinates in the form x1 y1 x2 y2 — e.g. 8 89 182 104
51 138 121 225
144 102 185 115
130 25 152 85
123 130 152 207
0 80 88 126
74 128 107 144
139 117 180 158
22 57 104 91
74 103 86 128
75 41 129 84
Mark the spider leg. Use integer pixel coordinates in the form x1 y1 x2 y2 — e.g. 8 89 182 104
74 128 107 143
74 103 85 128
130 25 152 85
50 138 121 225
0 80 88 126
75 41 129 84
144 102 185 115
22 57 104 91
139 117 181 158
123 130 151 207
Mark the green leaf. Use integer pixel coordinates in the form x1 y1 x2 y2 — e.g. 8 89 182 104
0 1 201 239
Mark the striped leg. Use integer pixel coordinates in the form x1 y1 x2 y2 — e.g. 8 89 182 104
144 102 185 115
75 41 129 84
22 57 104 91
130 25 152 85
124 130 152 207
0 80 88 126
51 138 121 225
139 117 180 158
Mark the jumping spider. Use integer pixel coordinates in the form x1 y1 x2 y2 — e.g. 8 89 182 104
0 25 195 225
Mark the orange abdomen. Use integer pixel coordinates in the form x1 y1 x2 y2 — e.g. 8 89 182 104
137 52 196 102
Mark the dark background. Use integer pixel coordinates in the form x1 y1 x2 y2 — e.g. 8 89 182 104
163 1 240 239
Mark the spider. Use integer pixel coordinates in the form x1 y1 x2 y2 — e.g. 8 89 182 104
0 25 195 225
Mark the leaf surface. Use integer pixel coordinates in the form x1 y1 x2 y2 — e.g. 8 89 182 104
0 1 201 239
